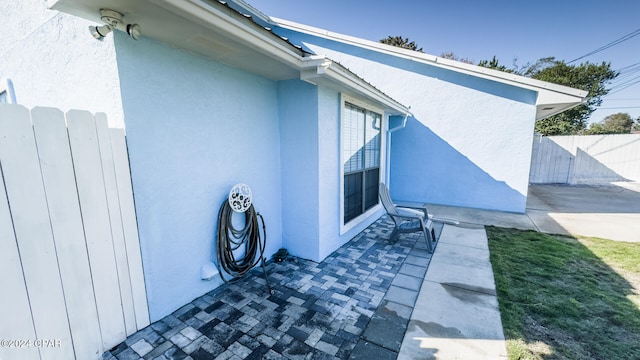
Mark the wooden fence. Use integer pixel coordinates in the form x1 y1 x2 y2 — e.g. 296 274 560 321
0 105 149 360
529 133 640 184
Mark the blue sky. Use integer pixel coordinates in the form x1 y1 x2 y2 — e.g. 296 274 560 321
249 0 640 124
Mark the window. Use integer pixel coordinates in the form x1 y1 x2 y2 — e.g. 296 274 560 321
343 102 381 223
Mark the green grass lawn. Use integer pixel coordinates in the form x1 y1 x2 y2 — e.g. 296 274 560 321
486 227 640 360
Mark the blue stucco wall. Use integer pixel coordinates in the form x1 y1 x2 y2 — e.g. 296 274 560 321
317 87 342 260
114 34 284 321
278 79 320 261
276 28 538 213
278 82 384 261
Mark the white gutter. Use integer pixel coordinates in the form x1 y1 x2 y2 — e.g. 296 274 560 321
388 110 411 133
274 18 589 101
225 0 274 26
156 0 306 67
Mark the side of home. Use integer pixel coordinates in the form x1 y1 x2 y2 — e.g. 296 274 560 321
2 0 586 332
271 18 587 213
2 0 413 323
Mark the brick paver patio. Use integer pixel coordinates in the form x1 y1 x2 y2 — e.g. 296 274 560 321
104 215 441 360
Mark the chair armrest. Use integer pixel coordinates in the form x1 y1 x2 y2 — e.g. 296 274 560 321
394 200 460 225
393 200 428 209
396 207 424 219
394 201 428 217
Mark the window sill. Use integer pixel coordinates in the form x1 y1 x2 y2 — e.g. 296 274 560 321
340 203 381 235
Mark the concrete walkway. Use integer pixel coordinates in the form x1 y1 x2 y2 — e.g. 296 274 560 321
397 182 640 359
398 224 507 360
425 182 640 242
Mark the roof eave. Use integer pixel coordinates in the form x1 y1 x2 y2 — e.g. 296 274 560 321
274 17 589 119
151 0 305 67
48 0 409 114
300 57 411 115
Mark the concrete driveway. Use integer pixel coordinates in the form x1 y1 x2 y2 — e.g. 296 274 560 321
526 182 640 242
426 182 640 242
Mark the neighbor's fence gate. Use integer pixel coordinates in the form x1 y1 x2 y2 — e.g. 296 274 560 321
529 133 640 184
0 105 149 360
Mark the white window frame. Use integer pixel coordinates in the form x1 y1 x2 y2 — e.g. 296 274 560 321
339 94 387 235
0 78 17 104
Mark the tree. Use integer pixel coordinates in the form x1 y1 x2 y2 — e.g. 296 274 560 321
532 58 618 135
477 56 514 73
379 36 423 52
633 117 640 133
439 51 474 64
584 113 635 134
604 113 634 133
477 55 530 74
478 56 508 72
479 56 618 135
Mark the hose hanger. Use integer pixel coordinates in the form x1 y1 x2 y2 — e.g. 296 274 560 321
216 184 272 293
228 183 252 212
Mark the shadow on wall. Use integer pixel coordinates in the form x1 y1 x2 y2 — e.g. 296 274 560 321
573 148 628 184
390 117 526 213
529 135 629 184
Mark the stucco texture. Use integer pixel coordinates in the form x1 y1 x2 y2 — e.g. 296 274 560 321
278 81 385 262
115 35 285 321
275 29 538 213
0 2 125 128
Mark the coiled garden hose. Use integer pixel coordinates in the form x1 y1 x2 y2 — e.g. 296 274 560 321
215 199 272 293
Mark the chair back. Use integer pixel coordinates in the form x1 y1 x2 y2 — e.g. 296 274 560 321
379 183 403 226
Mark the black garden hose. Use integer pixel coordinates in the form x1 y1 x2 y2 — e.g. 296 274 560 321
215 199 268 284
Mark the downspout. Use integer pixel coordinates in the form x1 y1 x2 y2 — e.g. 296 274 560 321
386 108 411 185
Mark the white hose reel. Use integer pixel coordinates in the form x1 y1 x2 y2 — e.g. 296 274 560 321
218 183 272 293
228 183 252 213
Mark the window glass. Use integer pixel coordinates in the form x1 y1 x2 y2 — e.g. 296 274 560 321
343 102 382 223
343 103 365 173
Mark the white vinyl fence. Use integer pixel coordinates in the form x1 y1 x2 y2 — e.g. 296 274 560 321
0 105 149 360
530 133 640 184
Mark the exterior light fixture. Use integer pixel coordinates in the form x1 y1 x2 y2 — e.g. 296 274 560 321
89 24 113 41
89 9 141 41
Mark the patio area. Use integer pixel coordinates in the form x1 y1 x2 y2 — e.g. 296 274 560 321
103 216 443 360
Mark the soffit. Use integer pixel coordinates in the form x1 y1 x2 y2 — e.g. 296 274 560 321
48 0 411 114
49 0 306 80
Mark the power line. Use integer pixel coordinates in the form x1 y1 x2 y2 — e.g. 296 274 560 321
607 79 640 95
616 68 640 82
613 64 640 82
611 73 640 89
597 106 640 109
617 62 640 72
568 27 640 64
